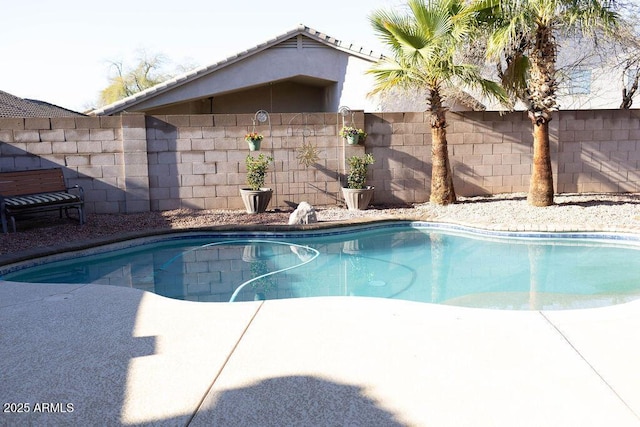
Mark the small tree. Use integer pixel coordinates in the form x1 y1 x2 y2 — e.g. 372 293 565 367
245 154 273 190
346 154 375 189
98 49 194 106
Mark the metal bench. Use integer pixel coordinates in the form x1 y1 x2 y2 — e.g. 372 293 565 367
0 168 85 233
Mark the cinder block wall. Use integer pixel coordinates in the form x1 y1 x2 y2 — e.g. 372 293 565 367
145 112 366 211
366 111 542 204
0 116 128 215
1 109 639 215
556 110 640 193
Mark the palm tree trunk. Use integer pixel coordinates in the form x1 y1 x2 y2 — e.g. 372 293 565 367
429 106 456 205
528 118 554 206
527 23 556 207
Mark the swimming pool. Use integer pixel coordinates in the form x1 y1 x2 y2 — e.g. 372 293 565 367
3 221 640 310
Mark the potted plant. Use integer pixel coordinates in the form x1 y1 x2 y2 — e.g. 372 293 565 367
240 153 273 214
245 132 263 151
339 126 367 145
342 153 375 210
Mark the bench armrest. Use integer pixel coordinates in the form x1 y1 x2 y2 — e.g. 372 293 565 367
67 185 84 201
0 196 6 233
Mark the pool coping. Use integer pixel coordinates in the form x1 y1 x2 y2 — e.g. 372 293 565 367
2 215 640 267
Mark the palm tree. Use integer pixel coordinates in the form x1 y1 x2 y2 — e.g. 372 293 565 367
368 0 508 205
480 0 619 206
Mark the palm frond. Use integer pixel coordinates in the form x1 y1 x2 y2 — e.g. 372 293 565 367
500 52 530 96
560 0 620 35
367 58 425 95
369 10 412 54
479 0 621 113
410 0 454 41
368 0 503 104
448 63 512 107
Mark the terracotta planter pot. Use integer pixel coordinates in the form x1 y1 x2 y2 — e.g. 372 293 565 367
342 186 374 211
240 188 273 214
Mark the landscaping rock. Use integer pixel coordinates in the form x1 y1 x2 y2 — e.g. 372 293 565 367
288 202 317 225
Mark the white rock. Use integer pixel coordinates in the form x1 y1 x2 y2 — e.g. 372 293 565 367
288 201 317 225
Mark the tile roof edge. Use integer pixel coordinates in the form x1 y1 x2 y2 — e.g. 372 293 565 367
0 90 85 117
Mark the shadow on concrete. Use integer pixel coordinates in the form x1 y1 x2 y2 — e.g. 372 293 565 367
0 284 155 425
0 278 408 426
191 375 406 426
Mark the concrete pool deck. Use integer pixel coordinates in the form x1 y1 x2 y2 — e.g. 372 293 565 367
2 278 640 426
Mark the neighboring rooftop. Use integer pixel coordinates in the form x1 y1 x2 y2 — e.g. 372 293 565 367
0 90 85 118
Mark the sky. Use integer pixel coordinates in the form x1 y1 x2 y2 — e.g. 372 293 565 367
1 0 403 113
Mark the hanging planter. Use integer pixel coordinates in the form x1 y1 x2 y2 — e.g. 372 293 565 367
245 132 263 151
247 140 261 151
339 126 367 145
346 134 360 145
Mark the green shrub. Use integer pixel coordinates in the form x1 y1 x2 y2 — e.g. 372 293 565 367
245 154 273 190
346 153 375 189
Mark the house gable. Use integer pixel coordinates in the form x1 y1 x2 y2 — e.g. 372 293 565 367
91 25 383 116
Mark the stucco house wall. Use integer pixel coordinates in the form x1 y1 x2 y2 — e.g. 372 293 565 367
91 27 382 117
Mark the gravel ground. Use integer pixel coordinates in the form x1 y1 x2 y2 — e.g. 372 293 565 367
1 192 639 256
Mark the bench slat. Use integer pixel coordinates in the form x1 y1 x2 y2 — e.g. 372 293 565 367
4 192 81 209
0 169 67 196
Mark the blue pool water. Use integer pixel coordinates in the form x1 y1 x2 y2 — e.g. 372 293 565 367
3 222 640 310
